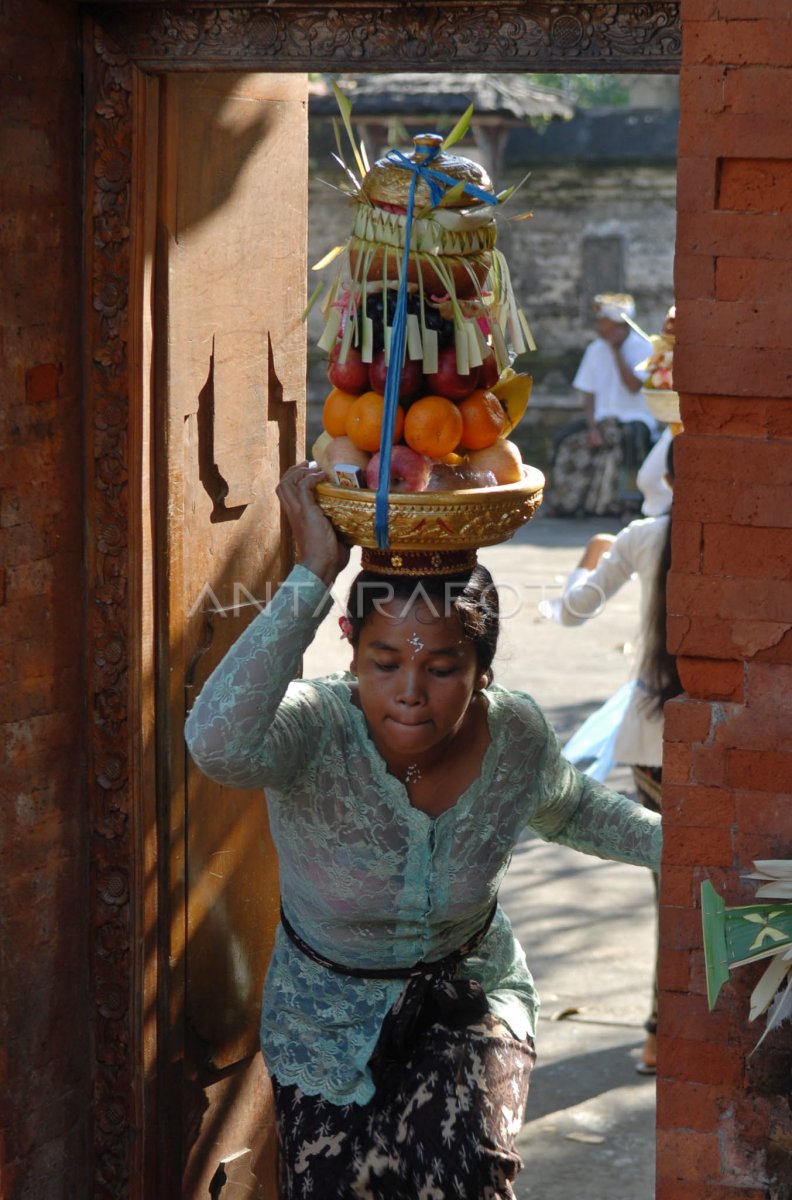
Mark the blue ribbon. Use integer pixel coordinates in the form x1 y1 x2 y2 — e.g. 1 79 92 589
383 149 500 212
373 145 499 548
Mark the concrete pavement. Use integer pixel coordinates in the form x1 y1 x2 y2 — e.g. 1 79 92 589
301 509 657 1200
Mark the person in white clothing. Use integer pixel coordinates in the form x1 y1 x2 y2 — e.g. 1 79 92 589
637 424 673 517
543 438 678 1072
546 293 656 518
551 514 670 771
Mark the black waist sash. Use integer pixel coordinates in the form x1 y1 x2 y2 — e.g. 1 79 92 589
278 900 498 1088
279 899 497 979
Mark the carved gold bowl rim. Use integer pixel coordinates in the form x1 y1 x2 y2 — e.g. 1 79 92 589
316 465 545 550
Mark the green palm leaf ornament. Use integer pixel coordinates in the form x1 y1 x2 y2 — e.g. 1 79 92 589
701 861 792 1052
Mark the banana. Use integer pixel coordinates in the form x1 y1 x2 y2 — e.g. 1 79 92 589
491 372 533 437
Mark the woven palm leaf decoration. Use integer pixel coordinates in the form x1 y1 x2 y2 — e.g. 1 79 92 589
701 861 792 1051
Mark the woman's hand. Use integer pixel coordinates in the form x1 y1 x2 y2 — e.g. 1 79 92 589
276 462 350 586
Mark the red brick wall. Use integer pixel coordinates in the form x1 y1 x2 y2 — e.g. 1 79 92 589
661 2 792 1195
0 3 89 1197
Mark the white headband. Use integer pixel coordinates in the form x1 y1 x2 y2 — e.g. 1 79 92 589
594 293 636 322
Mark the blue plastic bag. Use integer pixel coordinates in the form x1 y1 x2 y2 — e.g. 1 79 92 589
562 680 635 783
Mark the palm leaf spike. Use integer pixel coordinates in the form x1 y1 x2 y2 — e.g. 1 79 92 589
489 249 514 338
316 302 343 353
426 255 466 327
749 952 792 1023
331 80 367 181
406 311 423 362
416 268 438 375
489 318 510 372
747 860 792 881
312 243 346 272
436 180 469 209
453 317 470 376
621 312 654 343
745 860 792 898
464 317 485 369
331 120 351 181
496 172 532 208
381 249 392 363
457 254 487 301
420 256 472 374
497 251 528 356
337 273 362 361
749 972 792 1055
518 308 538 353
358 246 376 362
339 240 371 358
318 272 341 319
301 280 325 322
441 102 474 151
330 151 363 195
316 175 359 198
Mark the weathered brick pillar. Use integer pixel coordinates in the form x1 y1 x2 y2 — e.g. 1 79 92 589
660 3 792 1196
0 2 89 1197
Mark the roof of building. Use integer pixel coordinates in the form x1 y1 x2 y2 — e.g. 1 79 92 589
309 73 573 124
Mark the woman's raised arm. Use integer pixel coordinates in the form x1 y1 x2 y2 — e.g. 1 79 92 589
184 464 347 789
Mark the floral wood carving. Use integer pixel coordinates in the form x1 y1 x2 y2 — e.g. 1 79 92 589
86 24 137 1200
92 3 682 72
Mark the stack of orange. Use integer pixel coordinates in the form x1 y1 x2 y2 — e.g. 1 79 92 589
315 341 530 492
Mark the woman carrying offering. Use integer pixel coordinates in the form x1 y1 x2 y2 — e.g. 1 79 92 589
185 461 662 1199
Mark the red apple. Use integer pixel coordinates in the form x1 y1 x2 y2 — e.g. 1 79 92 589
366 446 432 493
424 344 478 402
327 343 371 394
368 349 424 401
478 351 500 389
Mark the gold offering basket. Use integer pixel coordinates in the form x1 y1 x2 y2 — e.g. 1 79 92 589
316 467 545 552
642 387 681 424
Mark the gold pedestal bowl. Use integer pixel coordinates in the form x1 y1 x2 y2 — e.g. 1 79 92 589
316 466 545 573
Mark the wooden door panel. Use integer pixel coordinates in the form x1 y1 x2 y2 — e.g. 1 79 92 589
156 70 307 1192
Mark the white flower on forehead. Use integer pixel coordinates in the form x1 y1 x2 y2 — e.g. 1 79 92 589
407 631 424 657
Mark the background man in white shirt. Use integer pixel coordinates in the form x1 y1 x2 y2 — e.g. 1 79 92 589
547 294 656 518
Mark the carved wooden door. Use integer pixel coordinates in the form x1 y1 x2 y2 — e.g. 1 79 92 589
153 71 307 1197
